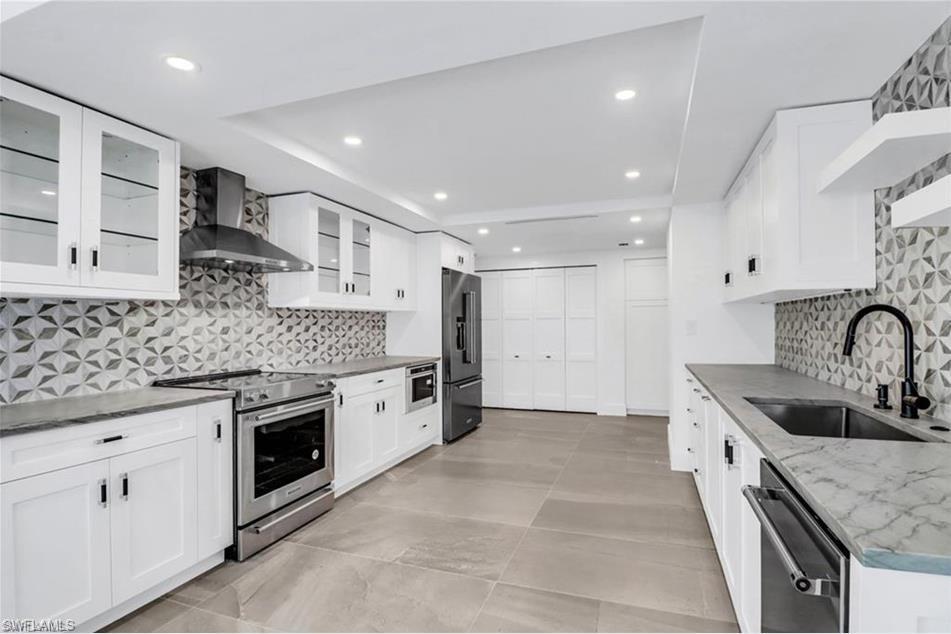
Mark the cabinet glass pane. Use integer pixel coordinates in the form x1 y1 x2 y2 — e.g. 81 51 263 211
0 98 60 266
352 219 370 296
317 207 340 293
98 133 159 276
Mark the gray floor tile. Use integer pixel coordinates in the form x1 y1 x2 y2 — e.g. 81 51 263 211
576 434 669 457
103 598 191 632
200 543 492 632
157 608 272 632
441 435 576 467
553 465 700 507
290 502 526 580
470 584 599 633
565 451 671 476
533 496 715 548
411 455 562 489
362 475 550 526
596 601 738 633
501 528 724 619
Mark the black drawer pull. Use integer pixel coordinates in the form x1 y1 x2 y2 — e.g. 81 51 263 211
95 434 125 445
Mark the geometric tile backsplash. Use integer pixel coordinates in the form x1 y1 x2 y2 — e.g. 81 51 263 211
0 167 385 404
776 17 951 422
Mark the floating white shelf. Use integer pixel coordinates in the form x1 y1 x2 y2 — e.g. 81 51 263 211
818 106 951 193
891 174 951 228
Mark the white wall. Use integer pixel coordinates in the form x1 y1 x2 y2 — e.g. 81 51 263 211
667 203 775 471
476 247 666 416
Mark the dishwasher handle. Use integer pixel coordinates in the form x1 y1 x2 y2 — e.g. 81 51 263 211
742 485 839 598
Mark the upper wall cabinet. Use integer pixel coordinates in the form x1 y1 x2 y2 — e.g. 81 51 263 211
723 101 875 304
0 77 180 300
267 192 417 311
440 234 474 274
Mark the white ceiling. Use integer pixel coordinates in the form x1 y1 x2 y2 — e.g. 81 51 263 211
2 1 948 254
453 208 671 259
229 18 701 217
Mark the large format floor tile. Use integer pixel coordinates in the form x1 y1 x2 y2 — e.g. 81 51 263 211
289 502 526 580
101 411 737 633
200 543 492 632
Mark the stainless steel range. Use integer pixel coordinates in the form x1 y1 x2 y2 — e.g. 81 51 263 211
155 369 335 560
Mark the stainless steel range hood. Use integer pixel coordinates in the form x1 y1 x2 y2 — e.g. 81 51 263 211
180 167 314 273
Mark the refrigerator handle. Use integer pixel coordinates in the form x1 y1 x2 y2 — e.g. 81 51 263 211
463 291 476 364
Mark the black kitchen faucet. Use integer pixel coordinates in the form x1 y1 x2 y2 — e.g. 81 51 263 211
842 304 931 419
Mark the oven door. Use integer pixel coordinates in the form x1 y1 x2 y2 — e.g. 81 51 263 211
406 365 437 413
236 395 334 527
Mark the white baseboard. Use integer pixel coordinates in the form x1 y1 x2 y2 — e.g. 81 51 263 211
626 407 669 417
597 403 627 416
77 552 224 633
334 435 439 496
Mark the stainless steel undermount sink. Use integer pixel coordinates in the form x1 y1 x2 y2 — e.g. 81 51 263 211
746 398 925 442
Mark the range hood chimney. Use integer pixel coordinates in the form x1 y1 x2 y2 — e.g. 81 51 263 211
179 167 314 273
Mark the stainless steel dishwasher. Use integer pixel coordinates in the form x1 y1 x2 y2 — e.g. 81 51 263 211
743 460 849 633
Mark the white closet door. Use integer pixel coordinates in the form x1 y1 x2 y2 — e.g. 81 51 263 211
501 270 533 409
532 269 565 410
480 271 503 408
624 258 669 414
565 267 597 412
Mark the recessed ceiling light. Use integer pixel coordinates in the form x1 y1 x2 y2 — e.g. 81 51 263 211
625 170 641 180
434 191 448 201
164 56 199 72
343 136 363 147
512 246 522 253
40 189 56 196
615 89 636 101
634 239 645 246
629 215 642 223
330 258 338 263
223 259 234 264
477 228 489 235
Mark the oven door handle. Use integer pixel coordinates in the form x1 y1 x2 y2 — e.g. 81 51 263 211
742 485 839 598
254 396 334 423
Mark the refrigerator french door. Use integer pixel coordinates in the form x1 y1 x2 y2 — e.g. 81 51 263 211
442 268 483 441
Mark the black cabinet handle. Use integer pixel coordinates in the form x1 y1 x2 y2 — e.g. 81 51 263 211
91 247 99 270
724 271 732 286
121 473 129 499
382 401 386 412
99 479 108 507
95 434 125 445
747 256 758 275
215 420 222 441
338 393 343 407
69 243 78 269
375 401 380 413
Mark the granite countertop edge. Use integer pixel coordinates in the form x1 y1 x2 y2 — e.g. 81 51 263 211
686 363 951 577
0 388 235 438
282 355 441 379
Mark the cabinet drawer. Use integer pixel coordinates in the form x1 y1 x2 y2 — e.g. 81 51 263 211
1 406 197 483
343 369 403 397
399 405 438 449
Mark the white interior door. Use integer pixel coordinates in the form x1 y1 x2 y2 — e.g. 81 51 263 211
624 258 669 414
533 269 566 410
565 267 597 413
0 460 111 623
502 270 533 409
109 439 197 604
480 271 503 408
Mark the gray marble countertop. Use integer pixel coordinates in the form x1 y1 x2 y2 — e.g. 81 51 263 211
687 363 951 576
0 387 234 438
281 356 440 379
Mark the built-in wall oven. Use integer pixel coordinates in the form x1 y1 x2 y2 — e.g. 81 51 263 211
405 362 438 413
743 460 849 633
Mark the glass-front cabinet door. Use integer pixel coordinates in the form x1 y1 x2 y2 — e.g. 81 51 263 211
80 110 178 293
317 207 341 294
350 218 371 296
0 77 83 287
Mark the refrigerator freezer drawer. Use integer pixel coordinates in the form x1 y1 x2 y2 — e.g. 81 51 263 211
443 377 483 442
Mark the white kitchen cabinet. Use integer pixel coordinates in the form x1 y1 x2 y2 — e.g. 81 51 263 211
701 391 723 547
440 234 474 273
532 268 566 410
0 401 231 627
480 271 503 408
109 440 198 604
268 192 417 311
0 460 112 624
723 101 875 303
196 400 233 560
0 76 180 301
334 369 436 495
564 267 597 413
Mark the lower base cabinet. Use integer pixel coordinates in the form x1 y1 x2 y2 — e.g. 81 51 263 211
334 370 439 494
0 400 233 626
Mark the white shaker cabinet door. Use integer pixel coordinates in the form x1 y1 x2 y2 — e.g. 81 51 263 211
480 271 503 408
337 390 376 487
0 460 112 623
196 400 234 560
109 439 198 604
533 268 566 411
372 387 401 465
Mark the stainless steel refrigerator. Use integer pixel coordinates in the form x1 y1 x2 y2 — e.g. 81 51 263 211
442 268 483 442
